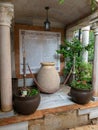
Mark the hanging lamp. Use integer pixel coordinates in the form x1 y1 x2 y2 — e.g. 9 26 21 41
44 6 51 31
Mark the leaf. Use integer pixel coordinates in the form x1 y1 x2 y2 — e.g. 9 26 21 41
91 0 97 12
59 0 65 4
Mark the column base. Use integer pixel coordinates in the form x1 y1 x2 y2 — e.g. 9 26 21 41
92 96 98 101
0 110 14 118
1 105 12 112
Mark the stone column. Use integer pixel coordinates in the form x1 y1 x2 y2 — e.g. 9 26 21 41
0 3 14 111
81 26 90 62
91 22 98 96
90 10 98 96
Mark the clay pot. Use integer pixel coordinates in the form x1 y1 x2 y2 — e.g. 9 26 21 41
70 87 93 104
37 62 60 93
13 88 40 115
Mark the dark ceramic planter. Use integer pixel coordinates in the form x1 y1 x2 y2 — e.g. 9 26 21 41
70 87 93 104
13 89 40 115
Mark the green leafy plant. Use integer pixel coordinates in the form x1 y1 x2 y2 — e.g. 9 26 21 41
19 88 39 97
91 0 97 11
59 0 65 4
88 30 94 62
70 80 92 90
76 62 92 81
58 0 97 11
27 88 38 96
70 62 92 90
57 38 85 76
56 38 93 90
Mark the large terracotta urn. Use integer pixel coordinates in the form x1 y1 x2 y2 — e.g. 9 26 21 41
37 62 60 93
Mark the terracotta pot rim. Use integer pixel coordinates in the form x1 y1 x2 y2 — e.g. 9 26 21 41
14 87 40 99
41 62 55 66
14 92 40 99
71 87 93 92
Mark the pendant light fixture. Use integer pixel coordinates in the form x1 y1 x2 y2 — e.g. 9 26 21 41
44 6 51 31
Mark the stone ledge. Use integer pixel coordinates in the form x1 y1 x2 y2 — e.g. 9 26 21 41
0 101 98 126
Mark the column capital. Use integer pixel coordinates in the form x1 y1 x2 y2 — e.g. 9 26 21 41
0 2 14 27
82 26 90 31
90 10 98 22
90 10 98 34
91 21 98 35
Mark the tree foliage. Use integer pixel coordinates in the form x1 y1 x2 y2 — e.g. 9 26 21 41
56 38 93 89
58 0 97 11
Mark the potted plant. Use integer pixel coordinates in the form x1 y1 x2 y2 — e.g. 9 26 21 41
13 52 40 115
70 62 93 104
57 38 94 104
13 86 40 115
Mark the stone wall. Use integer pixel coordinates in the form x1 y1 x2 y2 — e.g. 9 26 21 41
28 109 91 130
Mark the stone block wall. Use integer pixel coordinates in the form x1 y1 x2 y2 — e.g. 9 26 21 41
28 109 91 130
